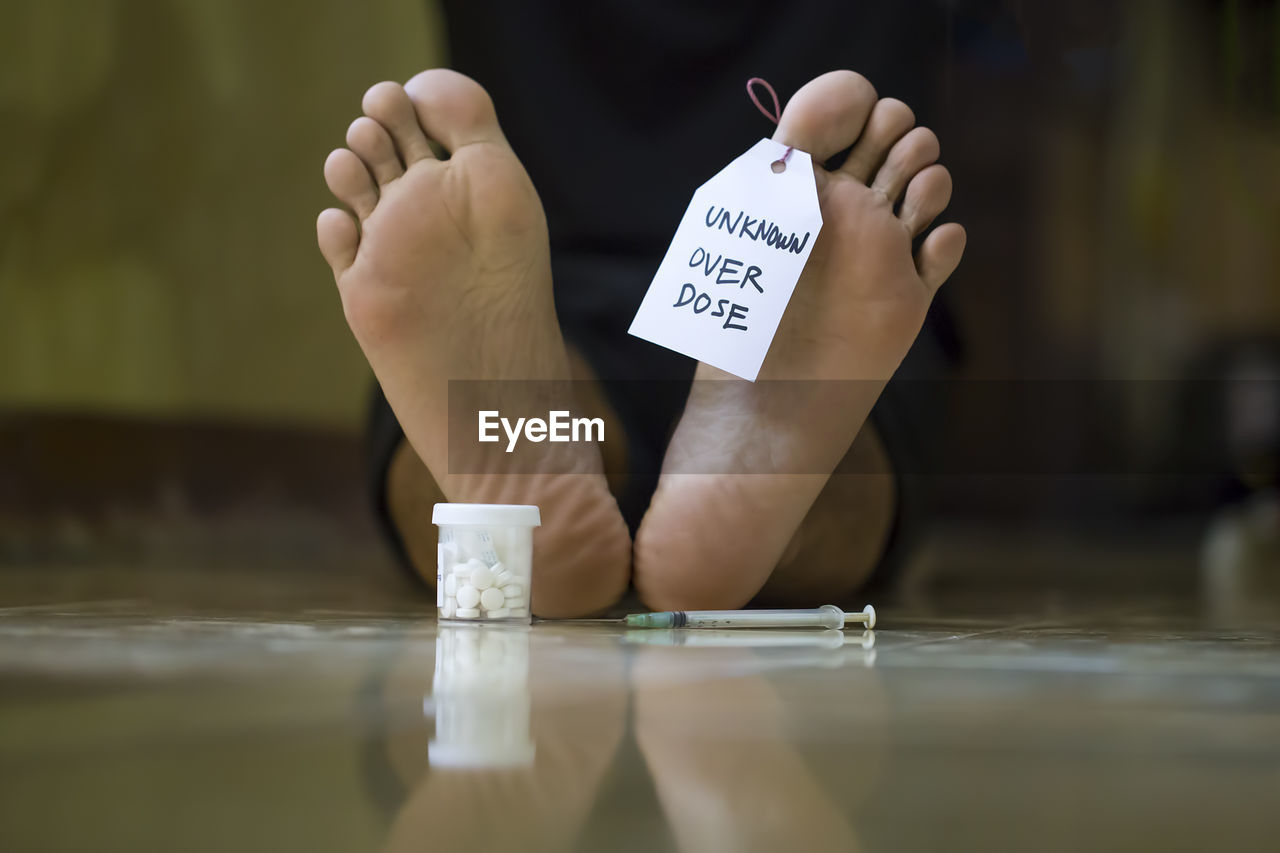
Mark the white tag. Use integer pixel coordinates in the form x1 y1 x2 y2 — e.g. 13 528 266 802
628 138 823 381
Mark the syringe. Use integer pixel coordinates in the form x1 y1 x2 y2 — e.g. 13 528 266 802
624 603 875 630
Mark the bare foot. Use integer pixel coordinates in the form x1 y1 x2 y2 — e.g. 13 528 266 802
317 70 629 616
634 71 966 609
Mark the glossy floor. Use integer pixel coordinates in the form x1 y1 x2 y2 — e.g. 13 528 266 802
2 569 1278 853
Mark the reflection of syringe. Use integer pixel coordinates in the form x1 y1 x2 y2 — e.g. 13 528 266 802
623 628 872 649
625 604 875 630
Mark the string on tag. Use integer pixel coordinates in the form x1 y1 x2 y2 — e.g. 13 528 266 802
746 77 793 173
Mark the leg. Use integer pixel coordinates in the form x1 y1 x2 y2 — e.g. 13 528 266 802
318 70 630 616
634 71 965 609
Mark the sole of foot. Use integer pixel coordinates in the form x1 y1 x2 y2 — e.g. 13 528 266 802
318 70 629 616
634 70 967 609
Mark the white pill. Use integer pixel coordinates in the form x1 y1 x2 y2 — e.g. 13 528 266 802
444 574 457 596
441 600 456 618
480 587 506 611
470 565 495 590
500 583 523 599
485 608 510 619
508 608 529 618
456 585 481 610
455 608 480 618
452 562 473 578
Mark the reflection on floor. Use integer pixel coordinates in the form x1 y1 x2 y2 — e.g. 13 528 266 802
1 569 1278 852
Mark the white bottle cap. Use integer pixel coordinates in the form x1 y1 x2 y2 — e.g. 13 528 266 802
432 503 542 527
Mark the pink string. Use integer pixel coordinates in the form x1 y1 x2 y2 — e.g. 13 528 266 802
745 77 793 166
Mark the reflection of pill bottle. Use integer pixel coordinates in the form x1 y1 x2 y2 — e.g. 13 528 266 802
428 625 535 768
434 504 540 624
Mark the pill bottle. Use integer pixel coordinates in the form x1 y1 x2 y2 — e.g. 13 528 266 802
433 503 540 623
428 625 534 769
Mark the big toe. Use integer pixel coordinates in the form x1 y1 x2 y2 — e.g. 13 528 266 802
403 68 506 153
774 70 878 163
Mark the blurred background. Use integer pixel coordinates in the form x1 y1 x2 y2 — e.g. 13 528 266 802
1 0 1277 609
1 0 448 601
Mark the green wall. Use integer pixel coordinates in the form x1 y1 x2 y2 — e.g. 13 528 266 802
0 0 445 430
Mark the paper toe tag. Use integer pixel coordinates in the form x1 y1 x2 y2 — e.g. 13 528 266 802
628 138 823 381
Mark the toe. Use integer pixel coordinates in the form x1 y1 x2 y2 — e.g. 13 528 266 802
900 164 953 236
773 70 877 163
840 98 915 183
362 81 434 164
317 208 359 275
870 127 940 203
915 223 967 293
404 69 506 153
346 117 403 185
324 148 378 220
